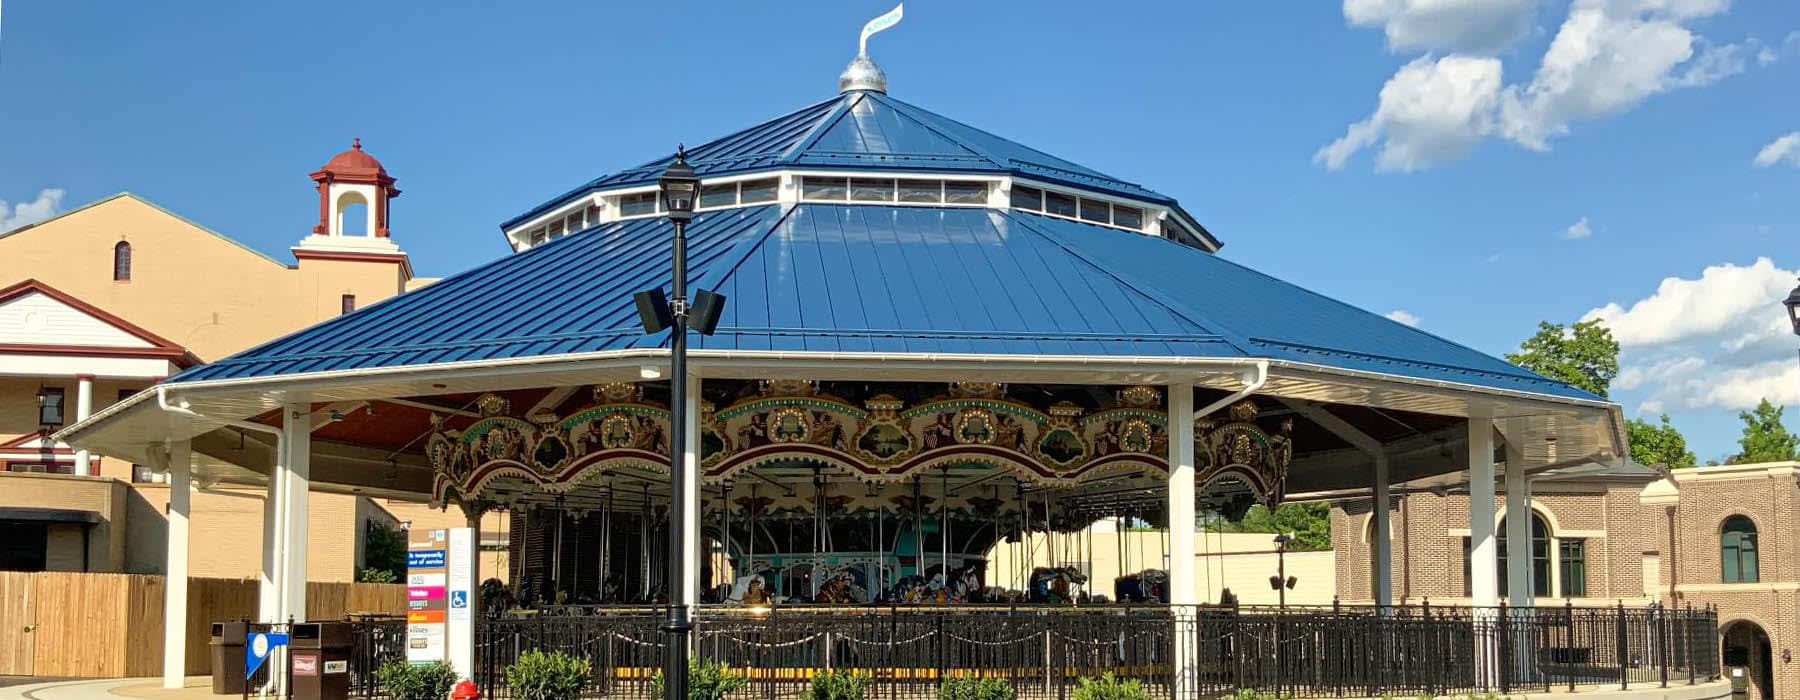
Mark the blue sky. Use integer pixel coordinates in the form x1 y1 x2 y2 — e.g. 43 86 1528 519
2 1 1796 461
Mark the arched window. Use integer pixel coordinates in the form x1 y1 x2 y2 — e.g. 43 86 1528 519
1496 512 1551 597
112 241 132 281
1722 515 1759 583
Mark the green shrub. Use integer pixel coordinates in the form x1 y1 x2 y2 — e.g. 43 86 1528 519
375 660 457 700
803 670 869 700
650 659 748 700
939 677 1015 700
504 650 592 700
1071 673 1148 700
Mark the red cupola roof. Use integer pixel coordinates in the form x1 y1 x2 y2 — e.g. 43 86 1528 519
311 138 396 187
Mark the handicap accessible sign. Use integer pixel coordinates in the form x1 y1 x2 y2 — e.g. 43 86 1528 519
245 632 290 678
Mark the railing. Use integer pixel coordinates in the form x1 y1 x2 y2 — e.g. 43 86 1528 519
349 603 1720 699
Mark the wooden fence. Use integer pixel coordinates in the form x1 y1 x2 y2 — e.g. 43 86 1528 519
0 571 406 678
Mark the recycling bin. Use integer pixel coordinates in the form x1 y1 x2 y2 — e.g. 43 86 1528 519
289 621 354 700
210 621 249 695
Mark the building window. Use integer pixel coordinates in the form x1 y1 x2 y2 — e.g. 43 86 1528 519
1113 205 1144 229
618 192 660 217
341 294 356 315
850 178 895 202
699 182 738 208
1044 190 1078 218
1559 538 1586 597
132 464 156 483
801 177 849 201
1464 512 1553 598
1011 185 1044 211
943 180 988 204
739 178 779 204
113 241 132 281
1722 515 1759 583
39 387 65 426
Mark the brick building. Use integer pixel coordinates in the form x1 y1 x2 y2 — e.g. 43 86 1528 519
0 142 507 582
1334 460 1800 700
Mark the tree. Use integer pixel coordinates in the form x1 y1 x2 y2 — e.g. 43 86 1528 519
1733 399 1800 464
1627 414 1696 469
361 520 407 583
1505 320 1620 398
1207 502 1331 552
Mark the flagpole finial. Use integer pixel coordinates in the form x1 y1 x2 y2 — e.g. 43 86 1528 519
839 4 903 94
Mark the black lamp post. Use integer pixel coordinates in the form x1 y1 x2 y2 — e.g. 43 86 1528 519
1269 533 1297 610
636 147 725 700
1786 279 1800 339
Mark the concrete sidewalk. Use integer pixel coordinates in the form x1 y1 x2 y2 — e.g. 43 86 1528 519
0 678 216 700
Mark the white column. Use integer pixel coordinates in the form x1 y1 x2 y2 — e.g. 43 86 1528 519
1373 453 1393 607
278 401 312 624
74 375 94 476
1166 382 1199 700
161 439 192 688
259 459 283 622
1468 407 1498 609
1504 441 1532 607
682 375 702 610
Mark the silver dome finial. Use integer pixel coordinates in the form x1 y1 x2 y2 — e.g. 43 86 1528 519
839 3 903 94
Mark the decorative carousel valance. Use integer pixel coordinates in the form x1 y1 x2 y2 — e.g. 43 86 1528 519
426 381 1291 510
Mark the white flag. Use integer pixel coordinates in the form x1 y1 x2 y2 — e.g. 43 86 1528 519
859 3 904 56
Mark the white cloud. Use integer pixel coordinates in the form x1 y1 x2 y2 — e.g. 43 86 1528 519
1753 132 1800 167
1583 257 1800 413
1315 54 1504 172
1565 216 1593 239
1386 309 1422 326
1498 0 1744 150
1344 0 1545 53
1323 0 1754 170
0 189 66 232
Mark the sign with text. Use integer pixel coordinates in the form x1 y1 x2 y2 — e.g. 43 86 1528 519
405 529 449 664
405 526 477 675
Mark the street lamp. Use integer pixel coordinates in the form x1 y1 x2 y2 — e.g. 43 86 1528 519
1785 279 1800 338
635 146 726 700
1269 533 1297 610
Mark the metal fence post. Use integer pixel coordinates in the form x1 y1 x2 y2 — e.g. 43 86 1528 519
1497 602 1511 695
1659 605 1670 688
1616 600 1629 690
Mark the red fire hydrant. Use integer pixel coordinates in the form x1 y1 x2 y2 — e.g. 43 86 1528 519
451 679 480 700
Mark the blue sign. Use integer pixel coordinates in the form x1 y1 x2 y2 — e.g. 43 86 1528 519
450 590 469 609
407 550 446 568
245 632 290 679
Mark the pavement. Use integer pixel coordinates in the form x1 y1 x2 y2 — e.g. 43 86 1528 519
0 678 217 700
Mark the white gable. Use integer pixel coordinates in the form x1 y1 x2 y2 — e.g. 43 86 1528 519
0 291 155 348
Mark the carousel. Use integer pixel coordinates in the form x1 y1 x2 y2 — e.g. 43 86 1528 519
59 25 1718 700
438 379 1292 610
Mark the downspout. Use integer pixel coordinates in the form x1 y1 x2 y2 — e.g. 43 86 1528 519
1194 361 1269 420
157 385 290 615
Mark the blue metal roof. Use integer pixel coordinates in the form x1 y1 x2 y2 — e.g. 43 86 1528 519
500 91 1189 234
174 204 1597 402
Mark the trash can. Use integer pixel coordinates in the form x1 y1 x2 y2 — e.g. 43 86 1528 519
1729 667 1750 700
289 621 354 700
210 621 249 695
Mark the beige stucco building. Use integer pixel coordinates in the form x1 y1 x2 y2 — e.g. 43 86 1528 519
984 524 1335 607
0 143 507 582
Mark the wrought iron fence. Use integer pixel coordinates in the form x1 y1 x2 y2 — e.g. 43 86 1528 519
349 603 1719 700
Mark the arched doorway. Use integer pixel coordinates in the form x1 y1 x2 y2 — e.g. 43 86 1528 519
1722 620 1774 700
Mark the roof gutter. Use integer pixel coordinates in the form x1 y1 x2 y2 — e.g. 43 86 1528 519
1196 361 1268 418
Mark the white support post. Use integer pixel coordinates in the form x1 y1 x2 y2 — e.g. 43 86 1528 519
259 460 283 623
1504 441 1532 607
278 402 312 624
1166 381 1199 700
161 439 192 689
74 375 94 476
1468 407 1498 609
1373 453 1393 608
682 375 703 612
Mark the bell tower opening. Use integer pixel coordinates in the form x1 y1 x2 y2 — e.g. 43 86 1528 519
296 138 407 259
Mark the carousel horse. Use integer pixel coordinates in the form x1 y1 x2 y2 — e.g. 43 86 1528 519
727 571 775 605
1113 569 1170 604
812 567 869 604
1028 566 1089 605
880 574 931 604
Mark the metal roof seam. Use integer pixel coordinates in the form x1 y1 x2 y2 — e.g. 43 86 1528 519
776 92 859 164
1003 211 1259 356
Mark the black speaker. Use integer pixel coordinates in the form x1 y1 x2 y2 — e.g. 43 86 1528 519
634 289 672 335
690 289 727 335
